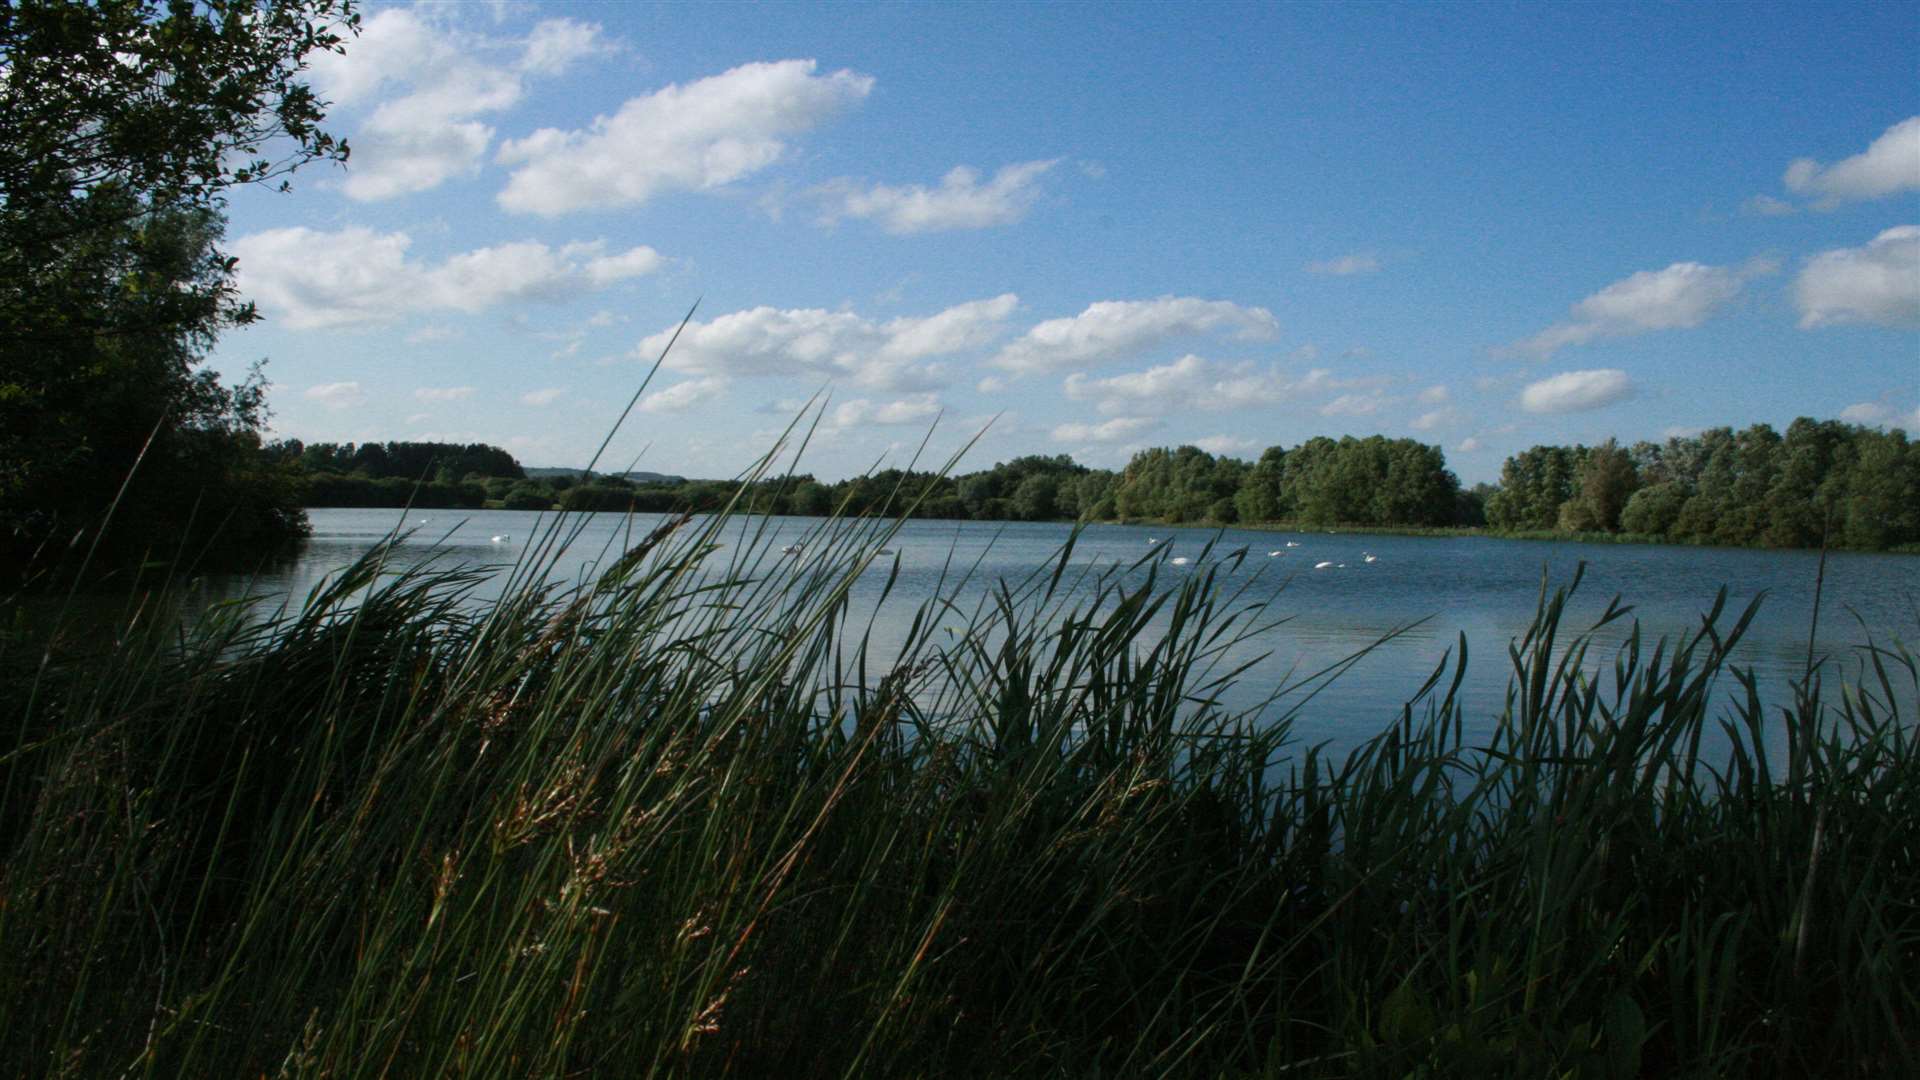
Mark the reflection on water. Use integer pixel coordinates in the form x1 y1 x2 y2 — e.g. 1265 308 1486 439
193 508 1920 762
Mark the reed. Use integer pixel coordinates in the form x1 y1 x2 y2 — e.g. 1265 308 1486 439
1 484 1913 1078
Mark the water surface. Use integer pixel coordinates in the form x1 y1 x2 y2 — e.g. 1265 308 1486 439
202 508 1920 762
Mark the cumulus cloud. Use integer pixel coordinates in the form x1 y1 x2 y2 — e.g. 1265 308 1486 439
1793 226 1920 329
521 388 566 407
497 59 873 215
1305 252 1382 276
414 386 476 402
233 227 664 329
307 10 607 200
305 381 366 410
1742 194 1798 217
1783 116 1920 208
1192 434 1260 455
636 295 1018 390
829 393 943 429
1418 385 1450 405
1455 437 1484 453
1410 407 1464 431
1051 416 1159 443
1511 260 1774 358
1320 393 1385 417
976 375 1008 394
1519 369 1634 414
1062 354 1375 415
820 160 1058 234
638 376 730 414
991 297 1278 375
1838 401 1920 429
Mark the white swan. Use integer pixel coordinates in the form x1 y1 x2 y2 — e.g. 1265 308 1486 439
1285 541 1300 548
490 534 511 543
780 543 803 555
1170 556 1190 566
1147 537 1159 545
1314 560 1335 569
1267 550 1283 557
1363 553 1377 563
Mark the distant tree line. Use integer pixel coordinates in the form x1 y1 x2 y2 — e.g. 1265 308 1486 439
266 436 1476 529
263 420 1917 551
1486 419 1918 550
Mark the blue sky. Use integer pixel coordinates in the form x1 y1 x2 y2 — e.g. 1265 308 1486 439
211 0 1920 483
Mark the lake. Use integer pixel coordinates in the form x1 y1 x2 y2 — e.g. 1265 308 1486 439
200 507 1920 763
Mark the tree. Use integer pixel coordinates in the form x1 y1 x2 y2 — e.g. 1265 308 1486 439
2 0 356 578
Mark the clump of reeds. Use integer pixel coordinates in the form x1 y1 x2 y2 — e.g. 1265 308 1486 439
0 480 1914 1078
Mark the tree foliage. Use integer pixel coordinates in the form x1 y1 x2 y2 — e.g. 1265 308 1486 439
1490 419 1917 550
1 0 356 579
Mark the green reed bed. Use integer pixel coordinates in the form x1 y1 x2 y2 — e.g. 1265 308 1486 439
0 496 1914 1078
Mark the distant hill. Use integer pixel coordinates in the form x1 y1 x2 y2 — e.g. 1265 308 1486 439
523 467 685 484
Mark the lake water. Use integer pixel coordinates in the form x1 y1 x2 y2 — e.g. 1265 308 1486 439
202 508 1920 763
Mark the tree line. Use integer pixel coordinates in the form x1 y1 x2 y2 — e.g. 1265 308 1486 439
266 420 1918 553
1486 419 1919 550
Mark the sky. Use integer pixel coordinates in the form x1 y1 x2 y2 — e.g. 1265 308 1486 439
210 0 1920 484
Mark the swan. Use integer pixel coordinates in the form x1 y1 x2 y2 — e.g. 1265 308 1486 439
1363 553 1377 563
1170 556 1190 566
1147 537 1159 545
1285 541 1300 548
490 534 511 543
1314 560 1335 569
1267 550 1283 557
780 543 804 555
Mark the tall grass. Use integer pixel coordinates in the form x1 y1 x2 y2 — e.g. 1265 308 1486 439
1 486 1914 1078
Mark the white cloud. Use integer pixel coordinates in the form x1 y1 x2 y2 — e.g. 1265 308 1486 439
1742 194 1798 217
991 297 1278 374
638 376 730 414
829 393 943 430
1418 385 1450 405
1455 437 1483 453
1793 225 1920 329
233 227 665 329
414 386 476 402
1838 401 1920 429
976 376 1007 394
1520 369 1634 414
406 411 432 424
406 324 460 344
1062 354 1374 415
1192 434 1260 456
1410 408 1463 431
1051 416 1159 442
1783 116 1920 207
305 381 366 409
307 10 607 201
638 295 1017 390
520 388 566 407
879 294 1020 359
821 159 1059 234
497 59 873 215
1511 260 1773 358
520 17 608 76
1305 252 1382 276
1320 393 1385 417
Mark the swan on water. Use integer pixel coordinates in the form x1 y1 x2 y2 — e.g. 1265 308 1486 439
1363 553 1377 563
1267 550 1283 557
1285 541 1300 548
1314 560 1335 569
1170 556 1190 566
1147 537 1159 544
491 534 511 543
780 543 804 555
